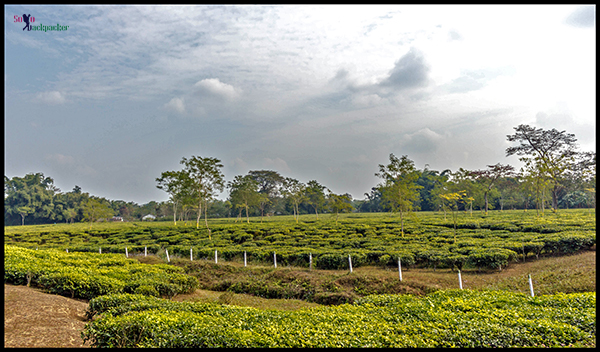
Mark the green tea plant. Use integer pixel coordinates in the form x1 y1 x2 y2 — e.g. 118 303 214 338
4 245 198 299
4 209 595 271
81 290 596 348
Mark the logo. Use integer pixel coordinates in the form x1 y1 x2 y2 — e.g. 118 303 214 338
14 14 35 31
14 14 69 32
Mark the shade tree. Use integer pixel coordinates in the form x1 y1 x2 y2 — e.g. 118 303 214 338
82 197 114 230
506 124 580 212
304 180 327 220
470 163 515 214
228 175 261 223
156 170 193 226
281 177 306 223
375 154 423 236
326 190 353 225
180 156 225 236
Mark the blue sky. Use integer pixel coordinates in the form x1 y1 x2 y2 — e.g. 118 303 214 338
4 5 596 204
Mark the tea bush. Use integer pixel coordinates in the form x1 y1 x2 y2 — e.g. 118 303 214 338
81 290 596 348
4 209 596 271
4 245 198 300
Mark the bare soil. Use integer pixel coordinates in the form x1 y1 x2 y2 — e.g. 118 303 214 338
4 284 89 348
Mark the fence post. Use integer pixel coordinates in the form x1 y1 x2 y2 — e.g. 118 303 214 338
144 246 147 257
190 248 193 261
99 247 101 254
125 247 128 258
215 250 218 263
166 249 170 262
398 257 402 281
244 251 247 267
348 255 353 273
274 252 277 268
309 253 313 270
458 270 463 289
528 274 534 297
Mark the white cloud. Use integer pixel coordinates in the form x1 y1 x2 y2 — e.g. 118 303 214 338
36 91 65 105
194 78 240 100
164 97 186 114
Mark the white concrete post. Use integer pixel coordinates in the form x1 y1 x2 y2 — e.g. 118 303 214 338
125 247 128 258
398 257 402 281
528 274 534 297
166 249 170 262
458 270 463 290
348 255 353 273
274 252 277 268
244 251 247 267
215 250 218 263
309 253 313 270
190 248 193 261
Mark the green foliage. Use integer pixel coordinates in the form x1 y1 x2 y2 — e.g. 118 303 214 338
4 245 198 300
4 210 596 272
82 290 596 348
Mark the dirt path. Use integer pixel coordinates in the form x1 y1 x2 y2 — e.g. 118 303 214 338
4 284 90 348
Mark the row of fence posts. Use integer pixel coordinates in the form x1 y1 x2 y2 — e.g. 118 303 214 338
87 247 536 297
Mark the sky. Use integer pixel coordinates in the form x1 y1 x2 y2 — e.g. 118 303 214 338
4 5 596 205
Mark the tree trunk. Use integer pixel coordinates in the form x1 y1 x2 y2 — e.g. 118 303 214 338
173 202 177 226
196 198 202 229
245 204 249 223
204 199 210 229
552 184 559 212
400 209 404 237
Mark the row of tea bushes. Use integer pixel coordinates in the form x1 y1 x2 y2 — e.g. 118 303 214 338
81 290 596 348
5 230 595 272
3 245 198 299
4 210 595 271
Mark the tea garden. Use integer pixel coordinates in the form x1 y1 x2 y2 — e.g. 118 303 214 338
4 209 596 347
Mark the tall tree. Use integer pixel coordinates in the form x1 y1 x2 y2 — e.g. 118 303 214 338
180 156 225 236
82 197 114 230
469 163 515 214
156 170 192 226
416 165 450 211
439 190 467 242
281 177 306 223
4 173 57 225
326 190 353 225
228 175 260 223
375 154 422 236
248 170 285 214
506 124 579 211
305 180 327 220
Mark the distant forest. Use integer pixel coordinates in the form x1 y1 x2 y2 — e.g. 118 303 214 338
4 124 596 226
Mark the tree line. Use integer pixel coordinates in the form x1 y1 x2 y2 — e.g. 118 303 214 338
4 124 596 226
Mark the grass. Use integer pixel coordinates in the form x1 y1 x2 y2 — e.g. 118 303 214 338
140 247 595 311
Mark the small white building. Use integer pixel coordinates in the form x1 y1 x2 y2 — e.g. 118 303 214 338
142 214 156 221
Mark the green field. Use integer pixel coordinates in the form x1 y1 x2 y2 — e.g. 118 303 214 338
4 209 596 347
5 209 596 271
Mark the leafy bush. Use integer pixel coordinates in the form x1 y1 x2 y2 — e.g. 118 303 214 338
4 245 198 300
82 290 596 348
